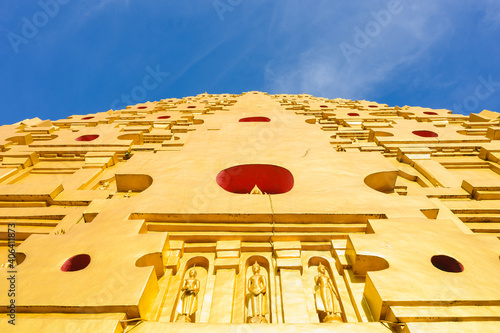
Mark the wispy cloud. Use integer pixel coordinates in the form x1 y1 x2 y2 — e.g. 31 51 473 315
89 0 130 14
263 1 455 101
74 0 130 24
481 0 500 29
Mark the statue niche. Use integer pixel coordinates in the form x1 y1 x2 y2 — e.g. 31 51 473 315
314 263 342 323
176 268 200 323
246 261 268 323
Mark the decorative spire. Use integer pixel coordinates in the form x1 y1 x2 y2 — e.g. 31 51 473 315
250 184 264 195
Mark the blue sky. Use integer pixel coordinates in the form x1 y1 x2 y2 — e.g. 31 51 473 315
1 0 500 124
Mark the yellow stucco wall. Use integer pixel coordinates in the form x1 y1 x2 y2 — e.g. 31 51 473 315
1 92 500 332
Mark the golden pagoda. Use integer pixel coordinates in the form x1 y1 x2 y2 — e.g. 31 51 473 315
1 92 500 332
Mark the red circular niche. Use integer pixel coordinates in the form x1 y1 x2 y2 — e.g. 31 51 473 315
157 116 171 119
412 130 438 138
216 164 294 194
348 113 360 116
424 112 438 115
61 254 91 272
81 116 94 120
431 255 464 273
75 135 99 142
137 106 147 109
239 117 271 122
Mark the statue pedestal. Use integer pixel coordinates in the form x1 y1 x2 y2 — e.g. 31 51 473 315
323 314 343 323
248 315 268 323
175 315 192 323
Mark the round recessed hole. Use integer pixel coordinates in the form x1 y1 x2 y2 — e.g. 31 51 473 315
137 106 147 109
75 135 99 142
424 111 438 115
239 117 270 122
157 116 171 119
373 131 394 137
364 171 397 193
348 113 360 116
15 252 26 266
412 130 438 138
61 254 91 272
81 116 94 120
216 164 294 194
431 255 464 273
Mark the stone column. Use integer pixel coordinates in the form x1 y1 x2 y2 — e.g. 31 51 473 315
158 241 184 322
208 241 241 323
274 241 310 323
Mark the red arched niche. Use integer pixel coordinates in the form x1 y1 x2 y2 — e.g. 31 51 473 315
75 135 99 142
423 111 438 115
61 254 91 272
412 130 438 138
157 116 171 119
239 117 271 122
81 116 94 120
348 113 360 116
216 164 294 194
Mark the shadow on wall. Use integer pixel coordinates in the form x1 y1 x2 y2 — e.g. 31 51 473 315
115 174 153 193
364 171 397 194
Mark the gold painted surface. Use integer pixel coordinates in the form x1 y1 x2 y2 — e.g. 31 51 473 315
209 269 235 323
129 322 392 333
279 269 310 323
0 93 499 332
